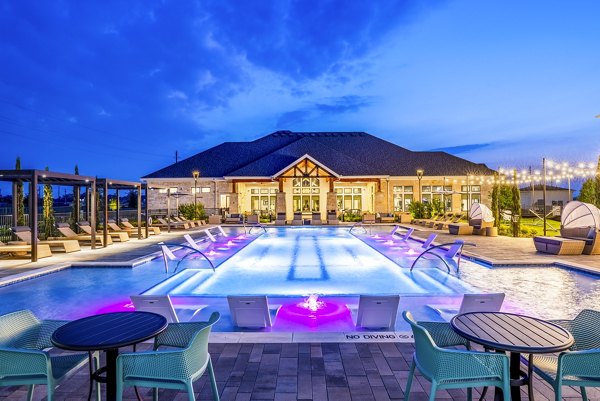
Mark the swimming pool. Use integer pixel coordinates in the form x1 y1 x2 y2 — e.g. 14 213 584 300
0 227 598 327
144 227 476 296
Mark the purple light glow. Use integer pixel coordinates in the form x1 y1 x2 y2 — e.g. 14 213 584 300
384 240 395 245
405 249 418 256
277 296 351 326
206 250 218 256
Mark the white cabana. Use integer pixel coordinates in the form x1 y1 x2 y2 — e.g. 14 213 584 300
561 201 600 229
468 202 495 223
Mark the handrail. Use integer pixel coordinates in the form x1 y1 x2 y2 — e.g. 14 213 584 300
248 223 267 235
349 221 368 234
409 242 476 273
157 243 216 273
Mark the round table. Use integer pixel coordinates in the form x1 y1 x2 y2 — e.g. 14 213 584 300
451 311 573 401
52 312 168 401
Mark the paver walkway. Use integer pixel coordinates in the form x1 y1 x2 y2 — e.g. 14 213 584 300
0 342 596 400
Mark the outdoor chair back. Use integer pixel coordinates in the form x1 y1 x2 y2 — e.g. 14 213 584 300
0 310 97 401
403 311 510 401
228 295 274 328
355 295 400 329
531 309 600 401
115 312 220 401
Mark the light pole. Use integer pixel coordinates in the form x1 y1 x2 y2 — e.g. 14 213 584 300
416 169 424 203
192 170 200 220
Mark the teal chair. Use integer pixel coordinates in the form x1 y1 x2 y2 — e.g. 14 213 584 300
403 311 510 401
0 309 98 401
116 312 220 401
530 309 600 401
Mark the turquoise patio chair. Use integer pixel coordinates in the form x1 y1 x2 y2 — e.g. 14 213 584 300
529 309 600 401
0 309 98 401
403 311 510 401
115 311 220 401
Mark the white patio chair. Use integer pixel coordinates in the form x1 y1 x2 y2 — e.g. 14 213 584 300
352 295 400 330
227 295 279 328
130 294 204 323
427 293 505 321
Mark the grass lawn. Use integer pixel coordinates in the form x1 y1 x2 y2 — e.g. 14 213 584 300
498 216 560 237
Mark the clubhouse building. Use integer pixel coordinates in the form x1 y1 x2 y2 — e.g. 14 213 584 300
143 131 494 220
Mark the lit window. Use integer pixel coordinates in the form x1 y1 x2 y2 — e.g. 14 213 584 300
201 187 211 193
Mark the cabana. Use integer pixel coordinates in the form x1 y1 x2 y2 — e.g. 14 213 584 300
96 178 143 246
448 203 495 235
0 169 96 262
559 201 600 254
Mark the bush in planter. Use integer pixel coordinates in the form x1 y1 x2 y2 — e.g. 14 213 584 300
178 203 207 220
408 201 426 219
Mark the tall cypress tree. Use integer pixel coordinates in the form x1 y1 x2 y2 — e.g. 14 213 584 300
511 170 521 237
42 167 55 239
491 173 500 228
15 157 25 226
595 156 600 208
70 165 79 230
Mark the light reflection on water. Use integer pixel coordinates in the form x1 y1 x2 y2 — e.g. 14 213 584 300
457 262 600 319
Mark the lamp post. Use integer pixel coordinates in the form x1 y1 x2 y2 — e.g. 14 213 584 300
192 170 200 220
416 169 424 202
543 158 547 236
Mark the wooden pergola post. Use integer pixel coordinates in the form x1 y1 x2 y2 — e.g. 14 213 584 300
30 171 38 262
137 185 143 239
103 180 109 248
90 180 96 250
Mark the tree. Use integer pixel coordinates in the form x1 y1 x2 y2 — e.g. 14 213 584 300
42 167 55 239
69 165 79 230
491 173 500 228
595 156 600 207
510 170 521 237
578 179 596 204
15 157 25 226
126 190 138 209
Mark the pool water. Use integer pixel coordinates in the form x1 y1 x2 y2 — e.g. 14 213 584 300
144 227 476 296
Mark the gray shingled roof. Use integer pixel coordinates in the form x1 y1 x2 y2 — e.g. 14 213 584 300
143 131 494 179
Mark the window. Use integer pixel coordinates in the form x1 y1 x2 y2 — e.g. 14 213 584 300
191 187 211 194
393 186 413 212
159 187 179 194
248 187 278 214
335 186 363 212
201 187 211 193
292 178 320 212
460 185 482 211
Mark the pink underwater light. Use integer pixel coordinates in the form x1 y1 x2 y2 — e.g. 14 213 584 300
384 240 395 245
278 294 351 325
405 248 418 256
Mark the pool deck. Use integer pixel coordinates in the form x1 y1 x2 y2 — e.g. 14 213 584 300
0 341 594 401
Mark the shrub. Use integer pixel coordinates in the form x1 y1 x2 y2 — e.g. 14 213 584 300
178 203 206 220
408 201 426 219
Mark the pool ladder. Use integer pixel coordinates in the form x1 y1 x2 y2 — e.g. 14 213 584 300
157 243 216 273
409 241 476 273
349 222 370 235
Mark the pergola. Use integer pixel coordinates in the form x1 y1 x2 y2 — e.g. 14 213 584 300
0 169 96 262
96 178 144 246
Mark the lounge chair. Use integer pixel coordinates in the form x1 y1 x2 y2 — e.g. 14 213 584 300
426 293 505 321
246 214 259 224
0 241 52 259
426 213 453 228
107 219 144 239
528 309 600 401
227 295 279 328
130 294 205 323
177 215 205 227
11 226 81 253
274 212 287 226
224 213 242 224
77 221 129 242
391 226 414 241
115 312 220 401
351 295 400 330
154 217 189 230
416 213 443 227
362 213 376 224
327 211 339 225
291 212 303 226
558 226 600 255
311 212 322 225
533 236 586 255
120 218 161 235
402 311 510 401
53 222 112 246
0 309 99 401
435 213 463 230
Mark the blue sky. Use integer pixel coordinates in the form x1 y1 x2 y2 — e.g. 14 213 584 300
1 0 599 183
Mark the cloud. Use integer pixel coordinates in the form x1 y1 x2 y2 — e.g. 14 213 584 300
276 96 374 127
431 143 492 154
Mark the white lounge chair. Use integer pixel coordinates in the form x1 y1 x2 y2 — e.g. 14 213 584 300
392 227 414 241
427 293 505 321
227 295 278 328
352 295 400 330
130 294 204 323
421 233 437 249
183 234 201 250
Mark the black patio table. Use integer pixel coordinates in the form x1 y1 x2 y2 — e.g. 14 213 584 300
52 311 168 401
451 311 574 401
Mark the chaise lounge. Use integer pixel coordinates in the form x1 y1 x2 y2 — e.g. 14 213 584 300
0 241 52 259
11 226 81 253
